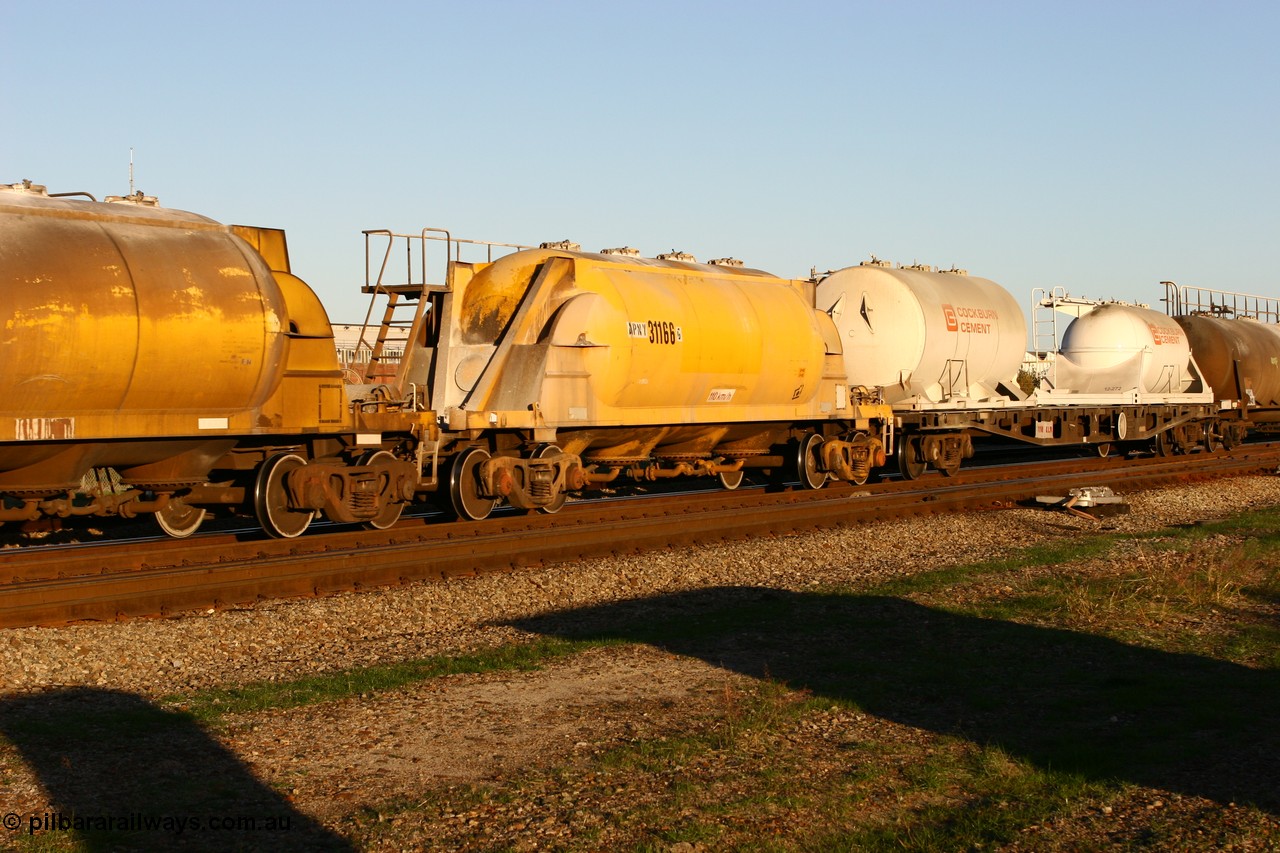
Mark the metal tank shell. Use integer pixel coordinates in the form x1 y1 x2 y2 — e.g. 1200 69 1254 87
1056 304 1196 394
1176 314 1280 407
431 246 879 469
0 187 290 487
552 257 829 413
813 264 1026 405
450 249 832 419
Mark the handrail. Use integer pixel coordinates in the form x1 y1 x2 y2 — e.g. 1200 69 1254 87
1161 280 1280 322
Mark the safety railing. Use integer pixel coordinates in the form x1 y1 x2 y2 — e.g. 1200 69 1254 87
1161 281 1280 322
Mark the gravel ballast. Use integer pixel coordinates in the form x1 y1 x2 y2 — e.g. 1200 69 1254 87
4 475 1279 697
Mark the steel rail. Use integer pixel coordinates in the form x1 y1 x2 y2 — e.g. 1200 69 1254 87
2 447 1277 629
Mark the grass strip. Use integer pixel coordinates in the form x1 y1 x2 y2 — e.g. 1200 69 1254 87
865 535 1120 598
170 636 618 721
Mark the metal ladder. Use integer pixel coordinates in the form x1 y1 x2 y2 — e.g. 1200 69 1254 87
354 229 451 386
353 228 542 389
1030 286 1068 355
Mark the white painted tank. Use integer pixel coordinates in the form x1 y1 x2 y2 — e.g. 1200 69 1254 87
1055 303 1196 394
814 264 1026 405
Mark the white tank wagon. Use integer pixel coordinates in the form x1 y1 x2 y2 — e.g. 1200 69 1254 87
814 262 1028 408
1037 303 1210 403
813 261 1031 477
1024 294 1220 460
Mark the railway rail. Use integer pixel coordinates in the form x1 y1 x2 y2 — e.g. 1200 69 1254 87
3 446 1279 629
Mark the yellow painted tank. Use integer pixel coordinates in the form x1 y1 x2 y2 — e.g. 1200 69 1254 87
436 248 855 441
0 182 293 491
0 184 288 440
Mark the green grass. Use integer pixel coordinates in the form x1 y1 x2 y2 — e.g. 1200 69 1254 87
169 636 620 721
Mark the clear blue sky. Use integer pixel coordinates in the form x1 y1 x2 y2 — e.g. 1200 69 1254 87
4 1 1277 326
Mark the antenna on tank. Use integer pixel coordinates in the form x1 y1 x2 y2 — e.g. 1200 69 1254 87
129 148 135 195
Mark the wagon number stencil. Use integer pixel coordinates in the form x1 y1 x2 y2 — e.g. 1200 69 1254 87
628 320 682 344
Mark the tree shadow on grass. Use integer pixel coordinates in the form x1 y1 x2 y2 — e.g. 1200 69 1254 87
510 587 1279 813
0 688 352 852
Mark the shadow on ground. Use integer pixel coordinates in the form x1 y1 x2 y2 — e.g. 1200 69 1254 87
510 586 1279 812
0 688 351 852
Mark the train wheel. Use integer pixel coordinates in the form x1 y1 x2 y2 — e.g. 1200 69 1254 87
1222 424 1240 451
533 444 567 514
718 469 745 490
1095 442 1115 458
254 453 315 539
796 433 827 490
154 497 206 539
1153 431 1176 457
1202 421 1223 453
360 450 405 530
450 447 497 521
898 436 927 480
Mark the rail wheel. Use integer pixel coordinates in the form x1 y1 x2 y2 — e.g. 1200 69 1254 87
1095 442 1115 458
1153 430 1177 457
897 436 927 480
360 450 405 530
1202 421 1223 453
796 433 827 490
718 469 745 490
254 453 315 539
154 496 206 539
450 446 497 521
532 444 567 514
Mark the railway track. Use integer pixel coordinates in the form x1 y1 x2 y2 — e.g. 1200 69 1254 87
3 446 1278 629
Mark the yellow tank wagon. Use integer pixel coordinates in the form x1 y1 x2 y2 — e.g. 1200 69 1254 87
0 183 421 538
367 236 893 520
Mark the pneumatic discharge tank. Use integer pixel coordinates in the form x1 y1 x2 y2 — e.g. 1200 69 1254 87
1055 304 1197 396
0 183 289 489
437 247 854 461
813 264 1026 406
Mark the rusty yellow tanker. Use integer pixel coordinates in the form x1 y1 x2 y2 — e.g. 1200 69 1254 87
403 242 892 519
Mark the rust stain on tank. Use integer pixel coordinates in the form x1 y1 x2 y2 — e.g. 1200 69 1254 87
5 300 77 330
